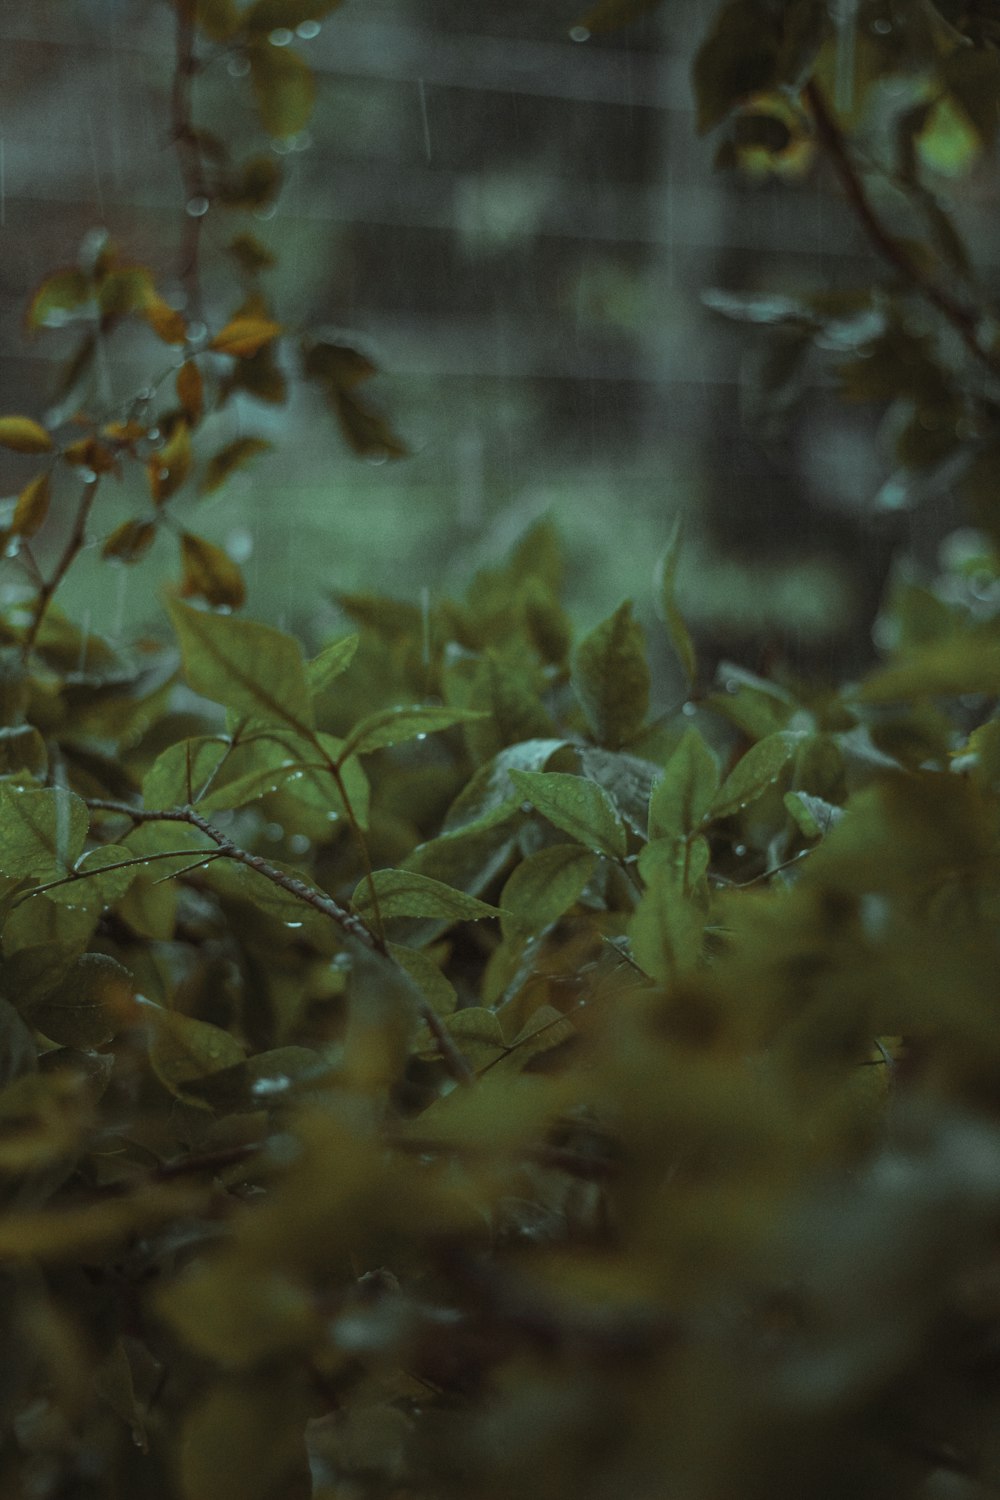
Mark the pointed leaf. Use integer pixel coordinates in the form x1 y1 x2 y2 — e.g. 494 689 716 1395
571 600 650 748
167 599 313 729
352 868 501 923
499 843 596 940
209 316 282 359
648 726 719 838
30 953 135 1050
247 40 315 139
0 417 52 454
12 474 51 539
508 768 627 858
145 1002 246 1103
102 518 157 564
200 437 272 495
340 704 487 760
308 634 359 694
709 730 798 819
0 785 88 883
176 361 204 422
180 533 247 610
654 517 697 687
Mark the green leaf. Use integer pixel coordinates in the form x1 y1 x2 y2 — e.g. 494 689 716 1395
499 844 596 941
857 635 1000 703
29 953 135 1049
571 600 650 749
648 727 719 839
178 1374 312 1500
414 1007 505 1070
709 730 799 819
308 634 360 694
144 1002 246 1103
247 40 315 139
339 704 487 761
195 0 241 41
142 737 230 808
45 845 140 909
156 1259 315 1370
783 790 844 840
508 769 627 859
352 869 501 924
653 518 697 687
387 942 457 1017
441 739 569 838
0 785 88 883
629 840 705 981
574 0 663 34
167 598 313 730
693 0 780 134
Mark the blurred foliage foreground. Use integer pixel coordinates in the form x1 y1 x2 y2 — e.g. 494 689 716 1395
0 516 996 1499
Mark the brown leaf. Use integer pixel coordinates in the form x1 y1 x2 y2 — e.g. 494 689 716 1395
180 532 247 609
176 361 205 423
144 294 188 346
210 315 282 358
148 422 193 505
200 437 272 496
332 388 408 460
102 518 157 564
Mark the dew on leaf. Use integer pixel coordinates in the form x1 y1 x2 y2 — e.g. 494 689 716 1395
569 25 590 41
288 834 310 855
682 702 697 717
185 197 210 218
269 28 294 46
228 56 251 77
296 20 321 40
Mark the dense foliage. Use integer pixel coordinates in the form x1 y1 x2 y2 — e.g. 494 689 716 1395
1 1 1000 1496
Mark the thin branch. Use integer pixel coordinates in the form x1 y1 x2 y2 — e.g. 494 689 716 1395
21 478 101 663
85 797 475 1087
11 845 227 906
804 79 1000 382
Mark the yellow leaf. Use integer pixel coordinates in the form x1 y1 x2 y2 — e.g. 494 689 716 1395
179 532 247 609
102 518 157 564
209 315 282 358
248 41 315 139
148 422 192 505
0 417 53 454
144 293 188 345
63 436 117 474
200 436 272 495
12 474 51 538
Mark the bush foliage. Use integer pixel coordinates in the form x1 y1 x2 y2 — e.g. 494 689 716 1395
2 1 1000 1497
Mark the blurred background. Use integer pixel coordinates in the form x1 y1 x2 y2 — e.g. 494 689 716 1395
0 0 976 687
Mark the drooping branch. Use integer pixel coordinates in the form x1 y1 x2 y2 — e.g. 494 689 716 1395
804 78 1000 383
85 797 475 1087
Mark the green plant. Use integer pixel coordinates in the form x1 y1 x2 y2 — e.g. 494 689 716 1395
1 3 1000 1499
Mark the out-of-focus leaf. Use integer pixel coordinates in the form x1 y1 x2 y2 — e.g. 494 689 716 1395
227 233 277 273
629 838 705 980
25 268 91 330
176 361 204 423
179 533 247 610
102 518 157 564
148 422 192 505
156 1258 315 1369
199 437 272 496
217 155 282 211
29 953 135 1049
143 294 188 345
340 704 486 760
331 388 408 460
858 635 1000 702
195 0 241 40
654 517 697 688
243 0 345 29
307 635 359 694
209 315 282 359
693 0 780 134
571 600 650 749
247 39 315 139
11 475 51 539
0 418 52 454
178 1375 312 1500
573 0 663 34
302 340 377 388
167 598 313 729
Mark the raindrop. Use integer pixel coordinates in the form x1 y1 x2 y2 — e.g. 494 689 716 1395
264 822 284 840
724 678 739 694
136 386 154 403
4 537 20 560
185 196 210 218
187 321 208 345
681 702 697 717
254 204 277 221
288 833 310 855
227 527 254 563
272 138 293 155
415 732 428 742
366 452 388 466
252 1074 291 1095
269 27 294 45
871 16 891 33
146 428 161 443
292 130 313 152
296 19 321 39
228 55 251 77
326 811 339 822
332 953 351 970
733 843 747 856
569 25 590 41
284 920 304 930
80 468 98 484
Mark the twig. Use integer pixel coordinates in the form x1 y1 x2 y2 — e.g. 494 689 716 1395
21 478 100 663
803 78 1000 382
85 797 475 1087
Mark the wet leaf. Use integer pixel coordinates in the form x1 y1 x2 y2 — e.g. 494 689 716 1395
0 785 88 883
307 634 360 694
340 704 486 760
12 474 51 539
0 417 53 454
331 388 408 460
648 726 719 838
144 1002 246 1102
353 868 501 923
143 294 188 345
508 768 627 859
200 437 272 496
167 598 313 730
302 340 377 388
180 533 247 610
571 600 650 749
709 730 799 819
25 268 91 330
499 843 596 940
